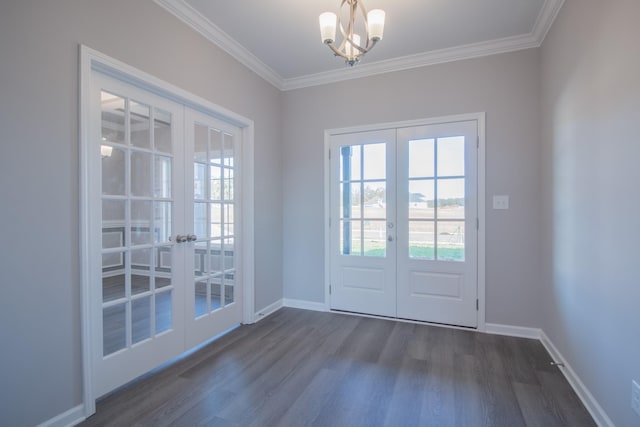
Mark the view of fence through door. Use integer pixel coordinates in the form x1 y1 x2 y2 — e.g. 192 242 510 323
329 119 479 328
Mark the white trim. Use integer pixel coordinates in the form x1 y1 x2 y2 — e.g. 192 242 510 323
485 323 542 339
323 113 486 329
154 0 564 91
532 0 566 43
540 331 615 427
283 34 540 91
283 298 329 312
153 0 282 90
79 45 255 417
36 404 85 427
254 299 284 322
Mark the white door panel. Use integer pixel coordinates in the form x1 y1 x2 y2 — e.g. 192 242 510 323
330 130 396 317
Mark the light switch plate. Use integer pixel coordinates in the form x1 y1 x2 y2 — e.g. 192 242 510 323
632 380 640 417
493 195 510 210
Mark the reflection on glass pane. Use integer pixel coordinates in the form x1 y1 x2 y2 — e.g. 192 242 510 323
131 200 152 245
363 182 386 219
224 238 234 271
224 204 234 237
155 290 172 334
103 303 126 356
101 91 125 144
194 241 207 276
437 136 465 177
102 200 125 249
131 151 152 197
102 273 125 303
340 145 361 181
154 156 171 198
363 143 386 180
340 220 362 256
132 296 151 345
194 202 207 239
224 167 234 201
194 124 208 162
409 180 435 219
130 101 150 149
208 241 222 273
195 280 207 318
155 246 171 289
437 179 465 219
210 165 221 200
409 221 435 260
154 108 172 153
223 133 234 167
194 163 206 199
211 280 222 312
437 221 465 262
209 128 222 164
225 285 234 305
409 139 435 178
210 203 222 238
340 182 361 219
154 201 172 243
363 220 386 257
131 248 151 295
102 251 124 273
102 147 126 195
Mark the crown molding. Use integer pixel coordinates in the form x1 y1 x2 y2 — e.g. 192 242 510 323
154 0 285 90
282 32 541 91
155 0 565 92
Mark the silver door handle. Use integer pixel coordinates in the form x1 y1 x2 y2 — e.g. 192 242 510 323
187 234 197 242
388 235 394 242
174 234 188 243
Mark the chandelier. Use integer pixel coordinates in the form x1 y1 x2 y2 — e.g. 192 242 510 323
319 0 386 66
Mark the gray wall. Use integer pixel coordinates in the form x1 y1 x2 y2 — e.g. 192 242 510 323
540 0 640 425
0 1 282 425
282 49 542 328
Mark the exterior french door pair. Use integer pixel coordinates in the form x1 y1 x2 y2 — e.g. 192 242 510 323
91 73 242 397
329 120 478 328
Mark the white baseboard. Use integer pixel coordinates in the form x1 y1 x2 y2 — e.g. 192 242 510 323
253 298 284 322
36 404 85 427
539 331 614 427
485 322 542 339
283 298 328 312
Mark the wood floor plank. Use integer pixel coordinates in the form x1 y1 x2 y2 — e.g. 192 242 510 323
79 308 595 427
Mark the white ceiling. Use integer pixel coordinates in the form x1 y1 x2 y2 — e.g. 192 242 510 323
155 0 564 90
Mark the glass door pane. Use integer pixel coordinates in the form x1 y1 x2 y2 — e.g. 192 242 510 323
192 124 236 318
100 90 176 356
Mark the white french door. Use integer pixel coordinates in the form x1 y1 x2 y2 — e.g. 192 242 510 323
329 119 479 328
329 130 397 317
89 73 242 397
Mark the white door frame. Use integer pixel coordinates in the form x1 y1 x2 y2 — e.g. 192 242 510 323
79 45 255 417
323 113 486 329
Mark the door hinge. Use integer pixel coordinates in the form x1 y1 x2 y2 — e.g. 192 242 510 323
477 135 480 148
328 149 331 159
476 218 479 230
476 299 479 311
329 285 332 295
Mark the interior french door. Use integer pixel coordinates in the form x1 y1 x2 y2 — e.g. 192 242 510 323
91 73 242 397
330 120 478 328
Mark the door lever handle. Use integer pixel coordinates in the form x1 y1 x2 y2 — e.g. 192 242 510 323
187 234 197 242
174 234 188 243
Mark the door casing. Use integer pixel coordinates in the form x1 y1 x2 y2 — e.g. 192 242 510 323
323 113 486 330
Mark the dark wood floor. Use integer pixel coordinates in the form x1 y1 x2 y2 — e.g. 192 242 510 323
80 308 595 427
